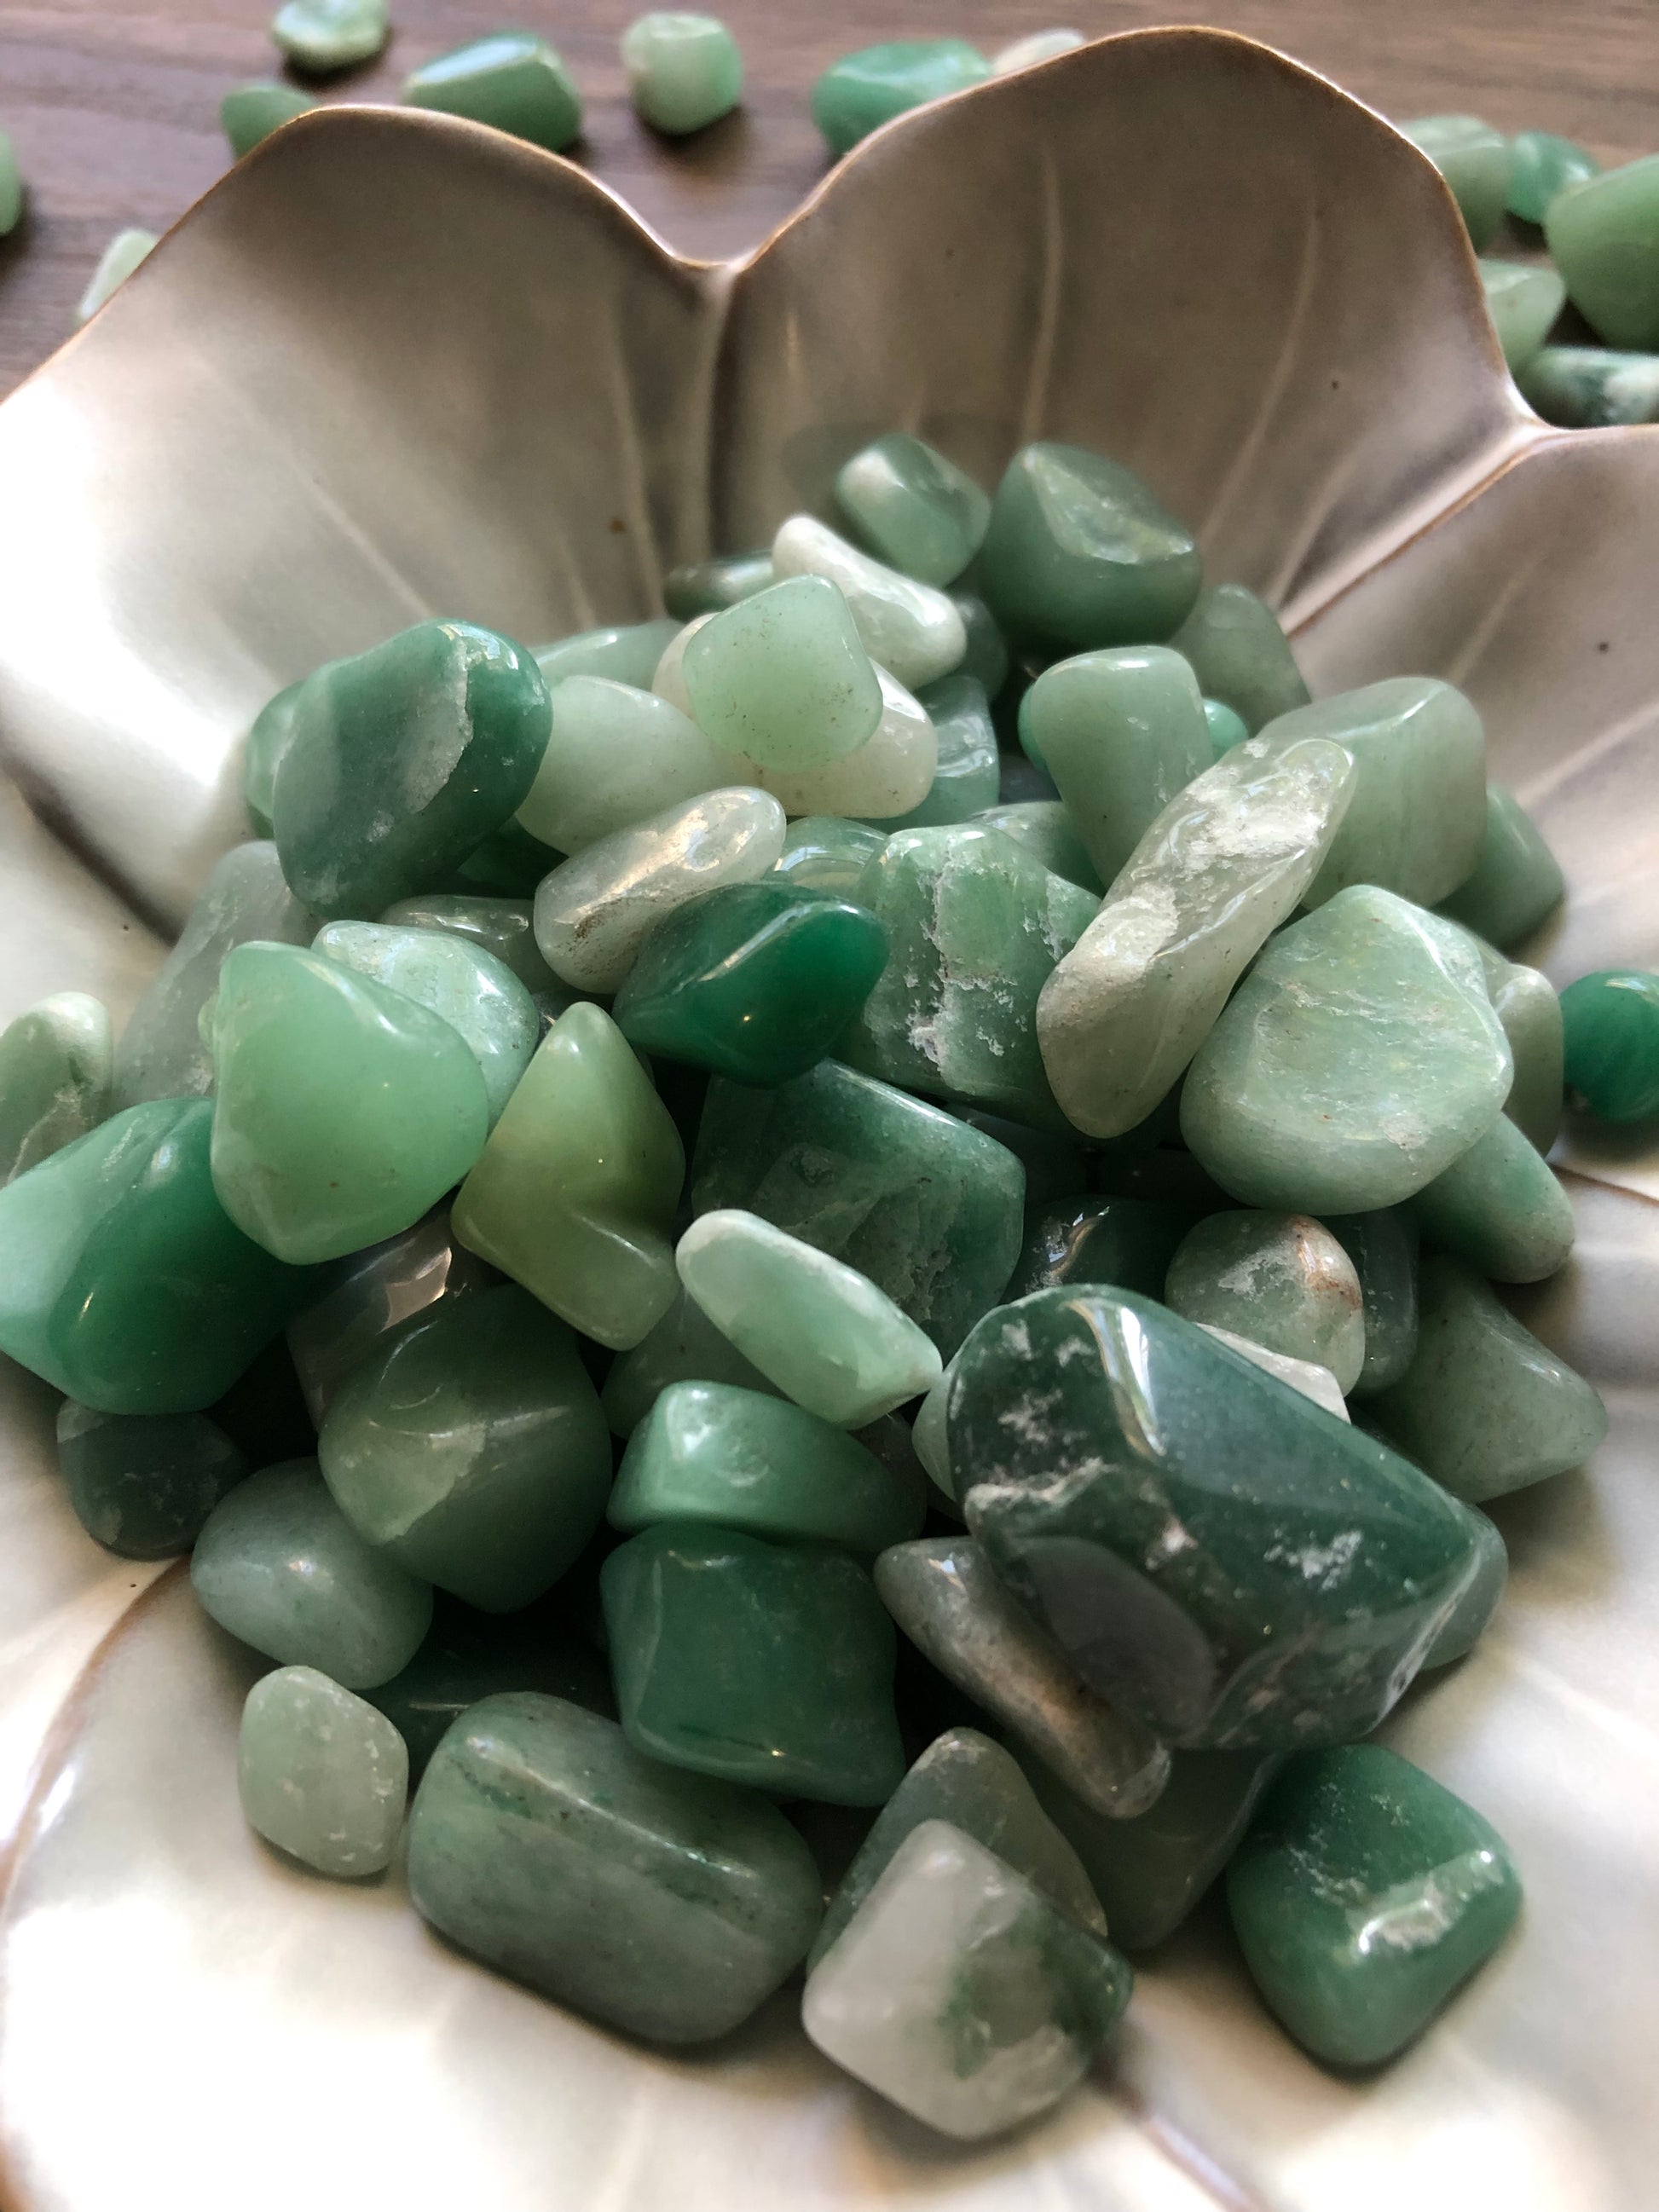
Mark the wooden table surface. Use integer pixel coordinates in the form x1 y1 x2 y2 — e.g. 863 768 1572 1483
0 0 1655 396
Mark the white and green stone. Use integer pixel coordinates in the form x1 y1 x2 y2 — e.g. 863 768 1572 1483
716 666 939 822
534 618 681 693
270 0 386 72
0 993 113 1185
1480 257 1567 374
621 11 743 134
77 228 156 322
878 673 999 829
1165 1211 1366 1394
680 579 883 769
1486 955 1564 1152
1026 644 1213 885
240 1665 408 1878
834 432 991 587
771 515 966 690
514 675 727 853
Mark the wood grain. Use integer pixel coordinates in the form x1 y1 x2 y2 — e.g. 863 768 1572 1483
0 0 1655 396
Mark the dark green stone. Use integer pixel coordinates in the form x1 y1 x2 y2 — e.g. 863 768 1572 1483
600 1285 778 1435
1520 344 1659 428
1561 967 1659 1120
1169 582 1310 735
811 38 989 157
954 1287 1485 1749
663 549 773 620
1007 1195 1198 1301
1227 1743 1522 2066
953 1106 1087 1208
1323 1210 1419 1396
56 1399 249 1558
452 818 563 898
951 589 1010 698
1422 1507 1507 1666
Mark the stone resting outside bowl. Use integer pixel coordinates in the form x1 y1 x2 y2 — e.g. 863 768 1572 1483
0 26 1653 2212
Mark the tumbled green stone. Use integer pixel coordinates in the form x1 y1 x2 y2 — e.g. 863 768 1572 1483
1467 945 1564 1152
240 1665 408 1877
1165 1210 1366 1394
1401 114 1515 247
691 1057 1025 1356
1202 696 1250 755
271 0 384 72
621 10 741 133
378 892 560 996
1371 1254 1605 1500
286 1207 488 1424
774 814 887 897
1182 887 1512 1213
1037 734 1355 1137
613 881 887 1086
1228 1743 1522 2066
1479 257 1567 373
972 800 1102 893
56 1398 248 1558
1437 783 1564 950
1422 1506 1507 1666
952 589 1010 697
600 1285 777 1433
773 517 968 690
682 575 883 769
1520 343 1659 426
955 1288 1485 1748
222 82 317 159
602 1522 904 1803
274 621 550 920
453 818 559 907
242 680 303 835
1026 644 1212 886
811 38 989 156
0 992 112 1186
193 1458 431 1686
534 617 681 695
1203 1326 1349 1418
609 1379 924 1553
1507 128 1601 222
515 675 726 853
979 443 1202 653
0 130 21 234
699 666 938 823
1560 967 1659 1120
76 228 155 321
1408 1110 1573 1282
1008 1195 1195 1301
991 26 1085 72
454 1002 683 1349
663 550 773 620
876 673 998 829
0 1098 313 1414
210 942 489 1265
403 33 582 149
1322 1210 1419 1396
1170 583 1311 736
835 433 991 588
1546 154 1659 347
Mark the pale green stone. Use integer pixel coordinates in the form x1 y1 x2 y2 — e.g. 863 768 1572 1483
877 673 998 829
621 11 742 133
1507 130 1601 223
972 801 1103 893
1546 153 1659 349
990 27 1084 72
272 0 385 70
1026 645 1212 885
1182 887 1512 1212
1203 696 1251 755
1037 736 1356 1138
1520 344 1659 427
378 892 560 995
515 676 726 852
0 130 22 235
1165 1211 1366 1393
0 993 113 1186
708 667 939 823
311 921 536 1125
772 517 967 690
532 788 785 992
1480 258 1566 373
835 433 991 587
454 1002 684 1350
663 551 773 620
1169 584 1310 735
240 1665 408 1877
910 1352 958 1499
243 680 303 835
1437 783 1565 950
403 33 583 149
682 576 884 768
1488 956 1564 1152
812 39 990 157
676 1208 942 1426
600 1285 777 1434
77 228 156 322
1407 1109 1574 1282
286 1206 490 1424
774 815 887 897
534 619 681 692
222 82 317 159
1401 114 1515 247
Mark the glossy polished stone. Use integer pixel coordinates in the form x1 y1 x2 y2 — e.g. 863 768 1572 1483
0 992 112 1186
1165 1210 1366 1394
1479 257 1567 374
76 228 155 321
602 1523 904 1802
1520 343 1659 426
1203 696 1251 755
1228 1743 1522 2066
408 1692 822 2040
222 81 315 157
677 1209 941 1426
714 665 938 823
403 32 583 149
681 575 883 769
515 675 726 853
1408 1110 1574 1282
1323 1210 1419 1397
452 819 563 898
0 1098 314 1414
1560 967 1659 1120
242 681 303 835
1507 128 1600 222
973 800 1102 893
1026 644 1213 886
1370 1254 1606 1501
56 1398 248 1558
691 1057 1025 1356
805 1821 1131 2140
663 550 774 620
193 1458 432 1686
454 1002 684 1350
1009 1194 1196 1302
835 432 991 586
1182 887 1512 1213
771 518 967 692
1201 1326 1349 1420
879 673 998 829
534 617 681 694
378 893 561 996
1437 783 1564 950
979 443 1202 651
240 1665 408 1877
311 920 536 1124
271 0 384 70
1401 113 1515 247
1471 947 1564 1153
600 1285 777 1434
1422 1508 1507 1666
955 1288 1484 1748
621 11 742 133
286 1207 489 1424
532 787 786 992
1546 154 1659 347
1038 735 1355 1138
210 942 489 1265
811 38 989 156
1170 583 1310 735
774 815 887 897
613 880 887 1085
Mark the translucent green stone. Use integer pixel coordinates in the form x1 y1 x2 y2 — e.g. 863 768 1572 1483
1322 1209 1419 1396
377 892 559 995
311 921 535 1125
1203 696 1250 755
193 1458 432 1686
56 1398 248 1558
1507 128 1601 222
0 1098 314 1414
1027 645 1212 885
514 676 725 854
0 130 21 235
602 1522 904 1804
1469 946 1564 1152
1408 1110 1573 1282
737 667 939 822
403 33 582 150
454 1002 683 1350
621 11 742 133
533 617 681 693
691 1058 1025 1356
1169 583 1310 735
774 814 887 897
273 621 550 921
1165 1210 1365 1393
682 575 883 769
1520 343 1659 426
210 942 489 1265
1038 735 1355 1137
0 992 112 1186
663 550 773 620
1546 154 1659 346
955 1287 1485 1748
240 1666 408 1877
600 1285 777 1434
972 800 1102 893
286 1207 488 1424
677 1209 941 1426
77 228 156 321
222 82 317 158
1228 1743 1522 2067
1009 1194 1196 1301
242 682 303 835
271 0 385 72
1423 1507 1507 1666
1401 114 1515 247
1437 783 1564 949
978 443 1202 652
835 432 991 587
1560 967 1659 1120
408 1691 821 2039
804 1821 1132 2140
876 673 998 829
1370 1254 1606 1500
1202 1326 1348 1418
951 588 1010 696
811 38 990 156
1479 257 1566 373
991 27 1085 72
1182 887 1512 1213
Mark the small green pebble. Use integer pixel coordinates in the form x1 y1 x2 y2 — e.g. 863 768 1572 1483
1170 583 1310 735
222 82 318 158
240 1665 408 1877
77 228 158 323
403 33 583 153
1506 129 1601 224
1400 114 1515 248
514 674 725 854
1203 696 1250 755
1521 343 1659 425
57 1398 249 1558
663 549 773 619
1546 153 1659 349
812 40 991 159
378 892 559 995
951 589 1010 696
0 991 112 1186
1165 1210 1366 1394
1436 782 1564 948
0 130 24 234
534 617 680 691
270 0 386 74
621 13 742 136
683 575 883 769
1479 258 1566 373
876 672 998 829
1407 1109 1574 1283
835 431 991 587
1026 645 1212 885
773 814 887 898
1560 967 1659 1119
